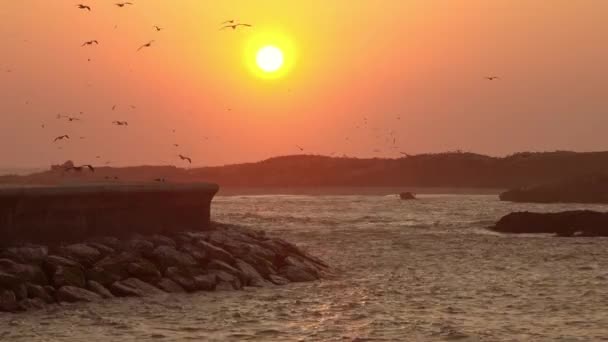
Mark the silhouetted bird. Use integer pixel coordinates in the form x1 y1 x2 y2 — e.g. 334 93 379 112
77 4 91 11
112 105 116 111
173 144 179 147
137 40 155 51
178 154 192 164
112 120 128 126
53 135 70 142
400 152 412 157
68 117 80 122
153 25 163 31
115 2 133 7
66 164 95 173
81 40 98 47
221 20 235 25
485 76 500 81
296 145 304 152
221 23 252 30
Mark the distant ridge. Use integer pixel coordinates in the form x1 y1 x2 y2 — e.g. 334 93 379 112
2 151 608 189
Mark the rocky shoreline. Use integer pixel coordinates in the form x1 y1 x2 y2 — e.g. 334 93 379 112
489 210 608 237
0 223 331 313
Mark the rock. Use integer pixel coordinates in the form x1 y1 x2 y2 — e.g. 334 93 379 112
399 192 416 200
179 243 208 264
60 244 101 266
0 271 21 287
279 265 317 282
92 252 139 284
2 246 48 264
13 283 27 300
0 258 48 285
87 281 114 299
52 265 86 288
0 289 19 312
149 235 176 248
88 236 122 250
157 278 185 293
44 255 82 270
125 238 155 256
241 254 277 278
56 286 101 303
152 246 197 270
235 259 271 287
207 259 246 284
193 274 216 291
110 278 165 297
165 267 197 292
127 259 161 284
490 210 608 236
195 240 235 265
209 270 241 291
87 243 115 257
26 283 54 303
268 274 290 286
19 297 46 311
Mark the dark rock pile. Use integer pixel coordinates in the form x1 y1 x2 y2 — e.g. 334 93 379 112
489 210 608 237
0 223 331 312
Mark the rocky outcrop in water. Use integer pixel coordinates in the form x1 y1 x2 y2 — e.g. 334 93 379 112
499 174 608 204
0 223 331 312
399 192 416 200
490 210 608 237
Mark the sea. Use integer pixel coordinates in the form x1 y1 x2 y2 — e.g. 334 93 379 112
2 190 608 341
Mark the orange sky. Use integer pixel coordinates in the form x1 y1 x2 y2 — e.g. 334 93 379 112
1 1 607 168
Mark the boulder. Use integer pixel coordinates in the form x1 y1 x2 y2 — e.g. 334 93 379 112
52 265 86 288
165 267 197 292
193 274 216 291
44 255 82 271
125 238 155 256
127 259 162 284
60 244 101 266
490 210 608 236
179 243 208 264
399 192 416 200
86 243 115 257
13 283 27 300
26 283 55 303
241 254 277 278
18 297 46 311
0 289 19 312
152 246 197 270
235 259 271 287
110 278 165 297
88 236 122 250
157 278 185 293
195 241 235 265
268 274 290 286
0 258 47 285
209 270 241 291
2 246 48 264
86 266 122 287
149 235 176 248
56 286 101 303
0 270 21 288
87 281 114 299
279 265 317 282
92 252 139 284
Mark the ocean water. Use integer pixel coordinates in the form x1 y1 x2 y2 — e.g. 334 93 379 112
2 193 608 341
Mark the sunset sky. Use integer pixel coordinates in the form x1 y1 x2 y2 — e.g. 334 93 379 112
1 1 607 168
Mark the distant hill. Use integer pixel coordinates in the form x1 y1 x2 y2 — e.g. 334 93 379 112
500 174 608 204
3 151 608 189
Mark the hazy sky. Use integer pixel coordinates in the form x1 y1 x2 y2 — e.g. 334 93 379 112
1 1 607 167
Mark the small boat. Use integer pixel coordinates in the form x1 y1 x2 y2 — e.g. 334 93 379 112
399 192 416 200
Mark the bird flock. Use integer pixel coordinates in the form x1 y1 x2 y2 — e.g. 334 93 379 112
34 3 257 179
12 3 501 176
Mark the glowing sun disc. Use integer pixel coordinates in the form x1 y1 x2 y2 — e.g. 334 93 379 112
256 46 284 72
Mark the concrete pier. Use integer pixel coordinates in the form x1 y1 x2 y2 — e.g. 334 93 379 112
0 183 219 246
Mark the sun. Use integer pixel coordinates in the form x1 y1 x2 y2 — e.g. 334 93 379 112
244 30 296 80
256 46 284 73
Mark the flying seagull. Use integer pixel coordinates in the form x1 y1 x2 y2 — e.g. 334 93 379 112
115 2 133 7
221 20 235 25
137 40 155 52
53 135 70 142
81 40 98 47
296 145 304 152
485 76 500 81
400 152 412 157
66 164 95 173
178 154 192 164
111 105 116 111
76 4 91 11
153 25 163 31
112 120 128 126
67 117 80 122
221 23 252 31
